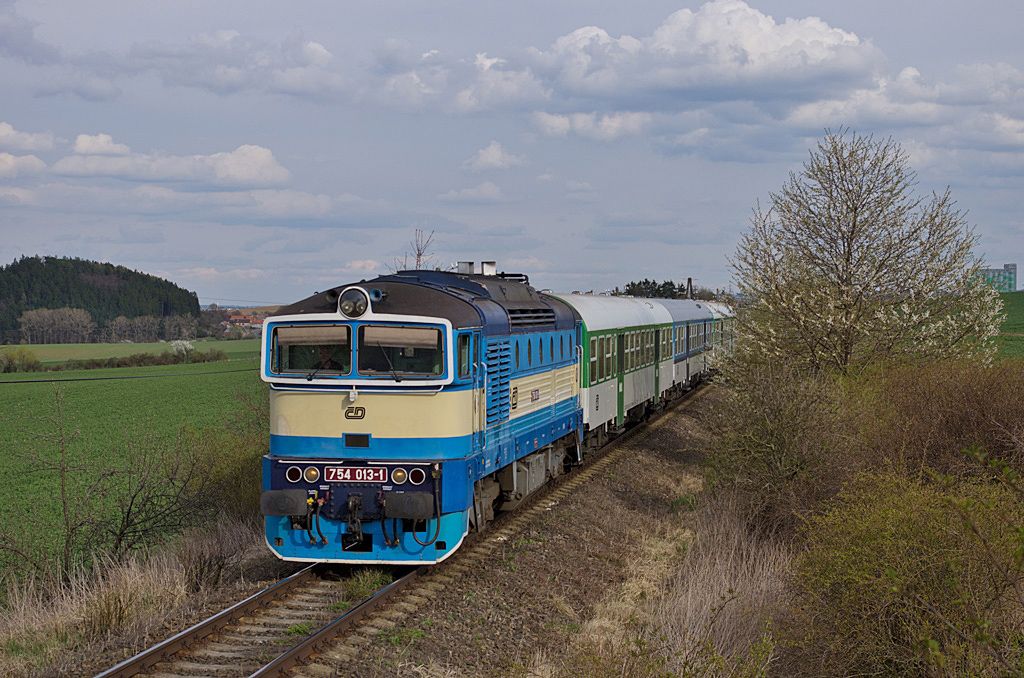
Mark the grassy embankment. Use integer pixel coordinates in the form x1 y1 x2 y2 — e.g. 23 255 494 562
0 341 264 566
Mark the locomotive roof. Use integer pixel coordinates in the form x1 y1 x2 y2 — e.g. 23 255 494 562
549 293 672 332
275 269 577 335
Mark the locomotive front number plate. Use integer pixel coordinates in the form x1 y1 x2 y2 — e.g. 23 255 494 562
324 467 388 483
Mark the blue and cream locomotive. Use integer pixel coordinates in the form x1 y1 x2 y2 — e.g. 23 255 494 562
259 263 733 564
259 265 581 564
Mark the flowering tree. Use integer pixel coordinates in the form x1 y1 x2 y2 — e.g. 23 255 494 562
732 130 1003 374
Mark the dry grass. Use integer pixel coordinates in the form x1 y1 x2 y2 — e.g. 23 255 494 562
647 491 790 674
534 485 787 677
0 519 266 676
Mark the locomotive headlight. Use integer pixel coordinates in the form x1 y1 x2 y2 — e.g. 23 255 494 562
391 467 408 484
409 468 426 485
303 466 320 483
339 289 369 318
285 466 302 483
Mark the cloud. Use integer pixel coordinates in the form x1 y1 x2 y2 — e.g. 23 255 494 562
0 186 35 205
52 143 291 187
437 181 503 203
454 52 548 112
0 121 55 151
0 152 45 177
73 133 131 155
126 30 346 98
532 111 652 140
527 0 881 107
464 141 525 171
0 2 60 64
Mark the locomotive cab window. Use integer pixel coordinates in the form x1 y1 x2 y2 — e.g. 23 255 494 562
458 334 471 378
272 325 351 375
358 325 443 378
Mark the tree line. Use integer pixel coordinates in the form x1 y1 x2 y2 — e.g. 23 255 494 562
616 278 725 301
17 308 199 344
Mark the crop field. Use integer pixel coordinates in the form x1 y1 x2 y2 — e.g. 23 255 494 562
0 358 264 564
0 338 260 365
999 291 1024 358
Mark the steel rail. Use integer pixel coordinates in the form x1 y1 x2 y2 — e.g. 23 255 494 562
249 567 425 677
94 564 318 678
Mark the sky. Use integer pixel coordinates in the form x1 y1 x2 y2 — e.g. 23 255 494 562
1 0 1022 305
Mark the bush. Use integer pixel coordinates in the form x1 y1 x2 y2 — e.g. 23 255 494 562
859 360 1024 478
57 347 229 371
0 347 41 373
783 473 1024 675
704 365 854 531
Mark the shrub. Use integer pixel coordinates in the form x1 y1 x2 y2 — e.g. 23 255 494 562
704 365 853 531
783 473 1024 675
859 360 1024 478
0 347 41 373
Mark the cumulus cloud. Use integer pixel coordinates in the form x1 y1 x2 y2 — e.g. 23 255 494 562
73 133 131 155
0 152 45 178
0 121 55 151
437 181 503 203
52 143 291 187
464 141 525 171
454 53 549 112
532 111 652 140
527 0 881 107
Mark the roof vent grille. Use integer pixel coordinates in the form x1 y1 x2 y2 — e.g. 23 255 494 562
508 307 555 328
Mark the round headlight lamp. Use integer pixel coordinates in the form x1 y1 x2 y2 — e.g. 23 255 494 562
303 466 320 483
339 288 369 318
391 468 408 485
285 466 302 483
409 468 426 485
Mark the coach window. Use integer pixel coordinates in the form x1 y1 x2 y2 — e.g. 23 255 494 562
589 337 597 381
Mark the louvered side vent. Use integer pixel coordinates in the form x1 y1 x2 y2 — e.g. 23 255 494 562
508 308 556 328
485 340 512 427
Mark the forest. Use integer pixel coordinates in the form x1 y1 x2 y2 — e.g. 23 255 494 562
0 256 199 342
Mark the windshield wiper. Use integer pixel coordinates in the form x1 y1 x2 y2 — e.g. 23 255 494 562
377 342 402 382
306 355 334 381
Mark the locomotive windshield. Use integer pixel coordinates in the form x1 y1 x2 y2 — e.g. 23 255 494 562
272 325 351 375
358 325 444 377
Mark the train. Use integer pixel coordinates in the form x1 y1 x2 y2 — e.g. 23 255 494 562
258 263 734 564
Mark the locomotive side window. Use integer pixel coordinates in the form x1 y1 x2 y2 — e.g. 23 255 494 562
273 325 351 375
458 334 471 378
358 325 443 377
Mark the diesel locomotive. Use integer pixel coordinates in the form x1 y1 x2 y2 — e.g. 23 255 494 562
258 263 732 564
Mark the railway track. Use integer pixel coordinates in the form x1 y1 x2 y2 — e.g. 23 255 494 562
97 385 709 678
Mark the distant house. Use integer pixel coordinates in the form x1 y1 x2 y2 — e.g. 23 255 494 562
980 264 1017 293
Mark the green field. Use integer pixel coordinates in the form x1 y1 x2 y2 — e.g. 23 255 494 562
999 291 1024 359
0 338 260 365
0 357 264 566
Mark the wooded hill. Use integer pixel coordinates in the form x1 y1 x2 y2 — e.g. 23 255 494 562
0 256 199 338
